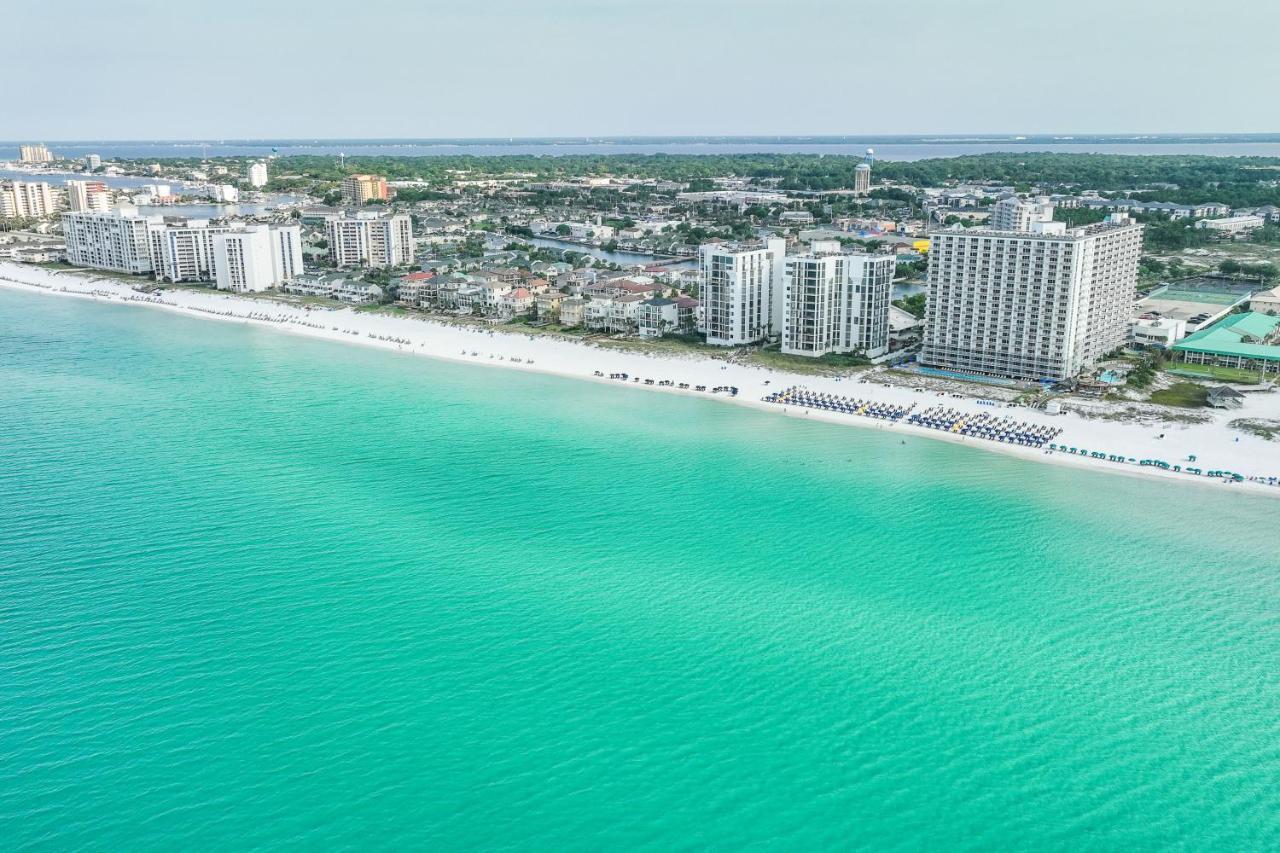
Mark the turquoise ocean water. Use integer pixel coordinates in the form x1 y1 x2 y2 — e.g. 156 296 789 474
1 288 1278 850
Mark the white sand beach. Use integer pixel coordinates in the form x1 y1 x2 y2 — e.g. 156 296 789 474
5 260 1280 498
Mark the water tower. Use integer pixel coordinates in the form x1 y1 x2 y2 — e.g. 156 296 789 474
854 148 873 195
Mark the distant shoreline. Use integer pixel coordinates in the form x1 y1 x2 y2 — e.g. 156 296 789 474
8 133 1280 145
10 136 1280 162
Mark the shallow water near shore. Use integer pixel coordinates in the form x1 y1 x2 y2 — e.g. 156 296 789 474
2 287 1278 849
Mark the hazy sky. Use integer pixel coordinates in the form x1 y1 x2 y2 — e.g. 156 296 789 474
5 0 1277 139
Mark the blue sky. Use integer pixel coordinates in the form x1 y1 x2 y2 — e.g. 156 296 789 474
5 0 1277 139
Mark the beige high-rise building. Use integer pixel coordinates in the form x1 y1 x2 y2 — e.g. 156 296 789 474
340 174 389 205
921 215 1144 381
66 180 113 213
991 196 1056 232
0 181 56 218
18 144 54 164
326 210 413 268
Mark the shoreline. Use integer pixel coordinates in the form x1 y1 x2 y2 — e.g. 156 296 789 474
3 262 1279 500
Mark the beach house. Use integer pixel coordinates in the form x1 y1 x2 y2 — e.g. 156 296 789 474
638 297 679 338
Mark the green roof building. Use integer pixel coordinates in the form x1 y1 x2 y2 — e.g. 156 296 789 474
1172 311 1280 370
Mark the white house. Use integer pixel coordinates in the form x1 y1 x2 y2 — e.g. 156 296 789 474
1130 316 1187 348
637 297 680 338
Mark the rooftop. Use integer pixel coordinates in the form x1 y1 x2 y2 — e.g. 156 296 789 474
1136 280 1253 325
1173 312 1280 361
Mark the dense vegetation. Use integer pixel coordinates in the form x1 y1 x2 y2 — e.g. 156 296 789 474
894 293 927 318
129 152 1280 208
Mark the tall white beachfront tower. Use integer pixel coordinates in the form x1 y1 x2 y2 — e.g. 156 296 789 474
698 238 787 346
922 215 1144 381
782 250 895 358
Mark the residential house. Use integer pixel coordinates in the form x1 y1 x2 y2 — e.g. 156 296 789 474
498 287 534 318
559 296 586 327
285 272 349 299
454 283 486 313
638 297 679 338
332 279 384 304
675 296 701 332
474 280 514 314
478 266 521 284
535 290 564 320
582 277 660 299
396 271 436 307
436 280 463 309
607 293 645 333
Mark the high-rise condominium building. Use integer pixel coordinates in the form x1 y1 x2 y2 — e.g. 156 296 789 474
268 224 304 283
62 208 157 274
0 181 56 218
213 225 303 292
853 163 871 195
149 219 228 282
84 154 102 171
698 238 787 345
991 196 1055 232
18 144 54 163
151 219 303 285
341 174 389 205
781 250 895 358
921 215 1144 381
326 210 414 268
247 161 268 189
63 208 304 288
66 179 112 213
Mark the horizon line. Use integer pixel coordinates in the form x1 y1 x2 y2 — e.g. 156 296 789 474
5 132 1280 145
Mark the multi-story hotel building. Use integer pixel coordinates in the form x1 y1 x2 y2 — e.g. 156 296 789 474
18 144 54 164
340 174 390 205
150 219 223 282
63 208 303 288
921 215 1144 381
698 238 786 345
0 181 56 218
782 250 895 358
990 196 1055 232
65 179 113 213
149 219 304 285
325 210 414 268
62 208 157 274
